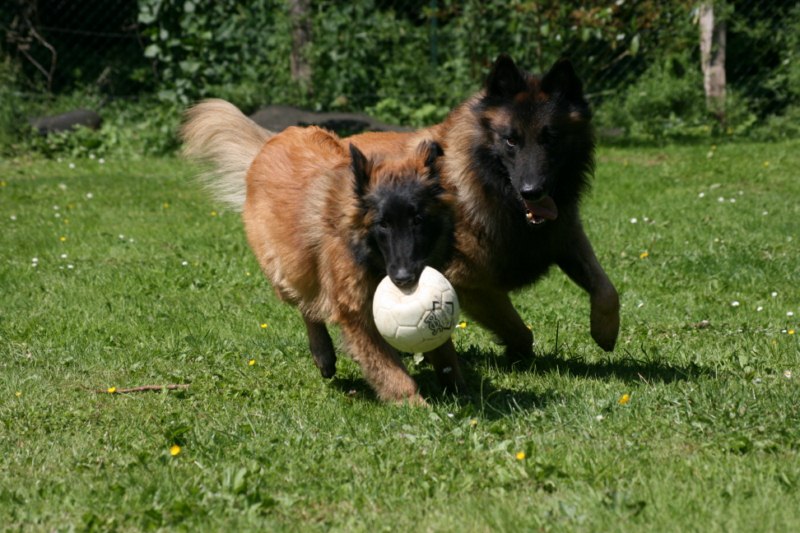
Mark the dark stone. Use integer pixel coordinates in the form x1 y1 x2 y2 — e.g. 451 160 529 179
30 109 102 135
249 104 409 136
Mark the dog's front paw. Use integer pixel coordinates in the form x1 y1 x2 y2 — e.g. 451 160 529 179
590 288 620 351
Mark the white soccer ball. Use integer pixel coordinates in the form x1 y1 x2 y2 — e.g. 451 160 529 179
372 266 460 353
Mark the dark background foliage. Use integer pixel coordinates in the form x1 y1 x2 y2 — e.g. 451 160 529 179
1 0 798 155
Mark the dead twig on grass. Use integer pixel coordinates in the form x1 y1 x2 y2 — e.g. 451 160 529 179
95 384 191 394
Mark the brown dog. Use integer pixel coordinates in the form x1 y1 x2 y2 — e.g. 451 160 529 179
348 55 620 364
182 100 461 404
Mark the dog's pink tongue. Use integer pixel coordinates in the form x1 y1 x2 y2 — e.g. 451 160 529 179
525 196 558 221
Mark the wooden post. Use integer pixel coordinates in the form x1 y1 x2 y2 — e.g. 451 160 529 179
289 0 312 96
699 2 726 123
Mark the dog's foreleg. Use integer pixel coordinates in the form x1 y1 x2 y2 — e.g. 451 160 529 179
340 320 426 406
556 224 620 351
303 315 337 378
425 338 467 394
458 288 534 364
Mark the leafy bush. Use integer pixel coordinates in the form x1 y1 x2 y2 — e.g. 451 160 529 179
2 0 797 155
13 96 181 159
137 0 296 110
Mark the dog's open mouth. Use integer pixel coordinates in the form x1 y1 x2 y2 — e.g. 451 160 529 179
524 196 558 225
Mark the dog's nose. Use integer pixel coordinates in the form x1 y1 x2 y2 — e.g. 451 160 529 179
520 185 546 201
390 268 416 288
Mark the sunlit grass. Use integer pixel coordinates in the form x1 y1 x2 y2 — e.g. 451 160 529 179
1 140 798 531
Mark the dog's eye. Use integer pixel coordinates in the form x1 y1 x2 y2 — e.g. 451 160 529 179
504 137 517 148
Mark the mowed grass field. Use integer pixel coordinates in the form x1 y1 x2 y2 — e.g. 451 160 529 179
1 139 799 532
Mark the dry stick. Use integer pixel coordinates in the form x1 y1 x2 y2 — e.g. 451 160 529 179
96 384 191 394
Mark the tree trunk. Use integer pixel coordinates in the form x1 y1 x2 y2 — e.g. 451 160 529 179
289 0 312 95
699 2 726 124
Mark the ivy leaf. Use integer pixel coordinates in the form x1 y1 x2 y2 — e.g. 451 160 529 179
144 44 162 59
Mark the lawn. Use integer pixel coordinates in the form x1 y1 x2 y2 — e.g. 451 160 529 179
1 139 798 531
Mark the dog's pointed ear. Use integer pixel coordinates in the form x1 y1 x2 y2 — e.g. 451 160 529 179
418 140 444 176
541 58 585 102
486 54 527 99
350 144 371 197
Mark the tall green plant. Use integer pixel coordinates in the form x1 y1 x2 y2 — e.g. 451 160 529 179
137 0 296 109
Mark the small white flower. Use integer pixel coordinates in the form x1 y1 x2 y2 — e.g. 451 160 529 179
181 261 189 266
118 234 125 240
729 198 736 203
595 414 605 421
630 217 638 224
731 301 740 307
762 211 769 216
771 292 778 298
31 257 38 263
86 193 93 199
54 213 61 218
643 216 650 223
10 215 16 221
68 162 75 169
67 264 74 269
788 311 795 317
60 254 67 259
58 183 67 191
756 306 764 312
698 192 706 198
53 205 60 211
89 153 96 160
718 197 725 203
98 158 105 165
784 370 793 380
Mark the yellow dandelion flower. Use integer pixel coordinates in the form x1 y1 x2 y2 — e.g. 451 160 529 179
170 444 181 456
515 451 526 461
0 181 6 187
248 358 256 366
162 202 170 209
469 419 478 427
619 393 631 405
210 211 217 217
456 321 467 329
107 387 117 394
639 251 649 259
260 323 268 329
15 391 22 398
59 236 67 242
789 329 795 335
763 161 770 168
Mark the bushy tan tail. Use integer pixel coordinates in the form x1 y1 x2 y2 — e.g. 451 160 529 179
181 99 273 210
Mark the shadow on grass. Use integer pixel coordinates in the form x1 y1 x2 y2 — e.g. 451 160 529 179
521 347 710 384
325 344 710 416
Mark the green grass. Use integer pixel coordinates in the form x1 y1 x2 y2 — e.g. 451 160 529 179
1 140 799 532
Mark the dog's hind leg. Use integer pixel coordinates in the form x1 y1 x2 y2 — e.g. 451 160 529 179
340 321 425 406
425 338 467 394
458 288 534 365
556 226 620 352
303 315 337 378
